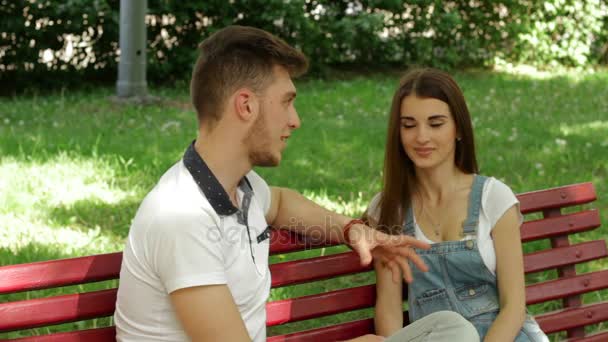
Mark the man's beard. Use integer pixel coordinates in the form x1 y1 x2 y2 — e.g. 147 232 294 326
243 108 280 167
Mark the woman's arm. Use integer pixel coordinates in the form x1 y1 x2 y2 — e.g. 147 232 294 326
366 209 405 337
484 205 527 342
374 259 404 337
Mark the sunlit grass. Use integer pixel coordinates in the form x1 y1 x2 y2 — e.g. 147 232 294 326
559 120 608 138
0 154 132 210
0 154 137 257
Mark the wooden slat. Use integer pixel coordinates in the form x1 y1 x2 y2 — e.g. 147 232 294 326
269 229 307 255
535 301 608 334
266 285 375 326
566 331 608 342
267 318 374 342
526 270 608 305
0 289 117 332
544 205 587 339
270 252 371 288
269 229 338 255
7 327 116 342
0 253 122 295
520 210 601 242
524 240 608 274
517 183 596 214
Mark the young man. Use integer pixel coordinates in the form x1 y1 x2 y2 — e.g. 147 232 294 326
114 26 478 342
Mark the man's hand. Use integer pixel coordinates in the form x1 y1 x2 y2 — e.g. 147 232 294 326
347 223 430 283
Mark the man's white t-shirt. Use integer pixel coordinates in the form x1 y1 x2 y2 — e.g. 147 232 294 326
114 158 272 341
367 177 523 275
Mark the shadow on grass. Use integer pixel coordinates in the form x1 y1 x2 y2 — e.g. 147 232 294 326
46 197 141 239
0 244 74 267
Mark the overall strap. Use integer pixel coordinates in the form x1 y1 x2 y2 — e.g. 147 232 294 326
402 205 416 236
462 175 488 236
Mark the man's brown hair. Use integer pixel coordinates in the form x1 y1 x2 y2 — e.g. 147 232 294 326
190 25 309 126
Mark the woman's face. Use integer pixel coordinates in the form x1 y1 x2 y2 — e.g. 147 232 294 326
399 94 458 171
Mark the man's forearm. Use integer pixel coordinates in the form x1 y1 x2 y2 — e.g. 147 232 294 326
271 187 351 244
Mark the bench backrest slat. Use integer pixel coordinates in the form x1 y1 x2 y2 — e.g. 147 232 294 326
266 285 375 326
566 331 608 342
520 209 600 242
535 301 608 334
267 318 374 342
523 240 607 273
269 229 335 255
4 327 116 342
270 251 371 288
525 270 608 305
0 289 116 333
0 253 121 295
517 182 596 214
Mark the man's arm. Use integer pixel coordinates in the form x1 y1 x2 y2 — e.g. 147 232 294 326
265 186 350 244
266 187 430 278
170 284 252 342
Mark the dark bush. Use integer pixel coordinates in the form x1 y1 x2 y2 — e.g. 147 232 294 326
1 0 606 93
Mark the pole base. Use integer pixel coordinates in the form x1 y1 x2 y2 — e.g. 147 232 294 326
109 94 161 106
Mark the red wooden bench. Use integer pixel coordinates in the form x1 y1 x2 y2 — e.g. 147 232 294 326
1 182 607 341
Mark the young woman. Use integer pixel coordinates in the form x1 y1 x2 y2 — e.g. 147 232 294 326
365 68 548 341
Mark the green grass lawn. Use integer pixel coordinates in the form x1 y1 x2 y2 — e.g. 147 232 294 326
1 69 607 340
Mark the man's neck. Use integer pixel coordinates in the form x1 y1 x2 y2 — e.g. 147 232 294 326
194 132 251 203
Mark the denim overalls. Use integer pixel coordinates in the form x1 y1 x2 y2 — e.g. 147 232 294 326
405 175 548 341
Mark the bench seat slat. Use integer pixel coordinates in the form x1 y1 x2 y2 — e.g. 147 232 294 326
517 183 596 214
526 270 608 305
270 252 371 288
520 210 600 242
7 327 116 342
524 240 607 274
0 289 117 332
0 253 122 295
266 285 375 326
267 318 374 342
535 301 608 334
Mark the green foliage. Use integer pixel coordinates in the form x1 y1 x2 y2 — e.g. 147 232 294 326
0 0 119 90
1 1 607 92
512 0 608 67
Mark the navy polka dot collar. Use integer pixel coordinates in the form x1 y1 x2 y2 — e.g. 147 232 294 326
183 141 252 216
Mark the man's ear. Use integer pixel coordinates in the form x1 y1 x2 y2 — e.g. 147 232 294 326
234 88 258 122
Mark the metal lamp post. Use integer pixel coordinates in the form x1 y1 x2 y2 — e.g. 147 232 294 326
116 0 148 99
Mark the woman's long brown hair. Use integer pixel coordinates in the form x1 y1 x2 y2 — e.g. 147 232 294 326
374 68 479 234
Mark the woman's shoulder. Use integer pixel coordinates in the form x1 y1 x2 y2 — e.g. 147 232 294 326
365 192 383 220
367 192 383 210
480 176 516 198
479 175 521 225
